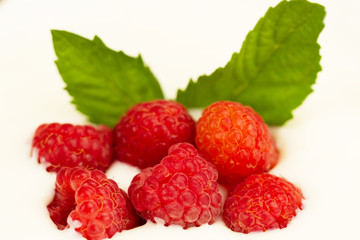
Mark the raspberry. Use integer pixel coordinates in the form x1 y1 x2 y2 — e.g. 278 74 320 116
32 123 113 172
113 100 196 169
222 173 303 233
128 142 222 229
195 101 279 184
47 167 142 240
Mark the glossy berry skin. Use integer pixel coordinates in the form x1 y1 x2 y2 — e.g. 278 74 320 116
195 101 279 184
128 142 222 229
32 123 113 172
222 173 303 233
47 167 142 240
113 100 196 169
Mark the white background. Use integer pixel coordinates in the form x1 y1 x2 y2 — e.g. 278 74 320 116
1 0 360 239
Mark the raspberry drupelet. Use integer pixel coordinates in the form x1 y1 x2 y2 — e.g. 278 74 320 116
128 142 222 229
113 100 196 169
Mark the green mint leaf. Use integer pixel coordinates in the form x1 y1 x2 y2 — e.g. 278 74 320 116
52 30 164 128
176 0 325 125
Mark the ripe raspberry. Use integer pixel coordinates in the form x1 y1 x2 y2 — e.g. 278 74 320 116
113 100 196 169
222 173 303 233
128 142 222 228
32 123 113 172
47 167 142 240
195 101 279 184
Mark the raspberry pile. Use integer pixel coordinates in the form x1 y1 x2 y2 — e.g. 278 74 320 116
32 99 304 239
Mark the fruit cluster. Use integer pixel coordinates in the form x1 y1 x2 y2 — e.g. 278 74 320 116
32 100 303 240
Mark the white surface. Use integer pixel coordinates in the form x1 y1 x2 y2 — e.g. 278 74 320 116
1 0 360 239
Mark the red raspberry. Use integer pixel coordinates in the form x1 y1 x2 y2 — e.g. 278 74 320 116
47 167 142 240
32 123 113 172
128 142 222 228
113 100 196 169
222 173 303 233
195 101 279 184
